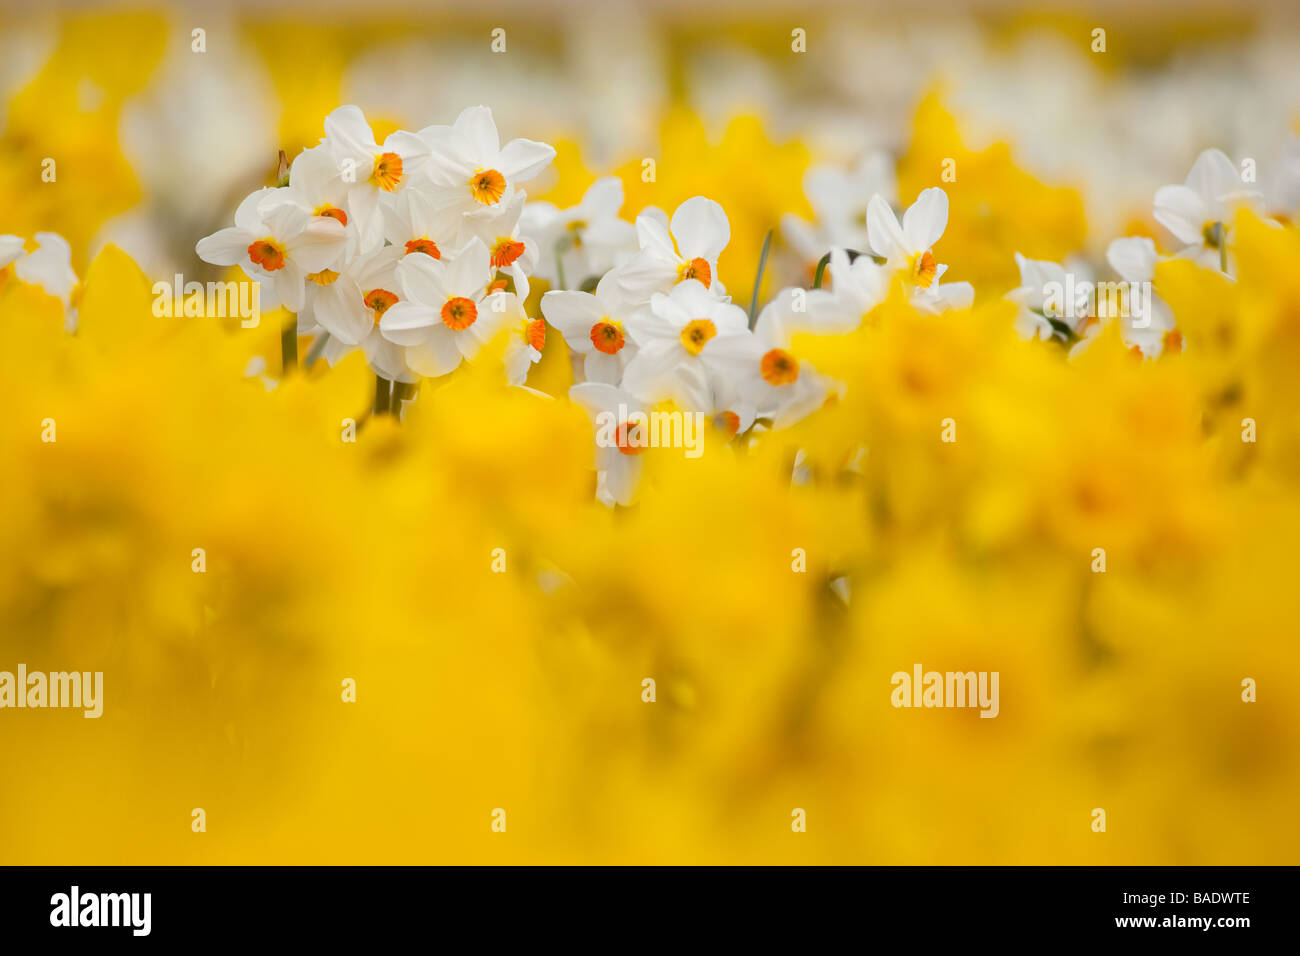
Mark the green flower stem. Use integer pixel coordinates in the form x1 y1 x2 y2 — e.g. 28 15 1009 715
373 375 392 416
812 252 832 289
281 315 298 374
304 332 330 368
554 237 570 291
812 248 875 289
749 229 773 329
391 381 413 417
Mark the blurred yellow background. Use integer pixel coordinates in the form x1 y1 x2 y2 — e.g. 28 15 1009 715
1 1 1298 864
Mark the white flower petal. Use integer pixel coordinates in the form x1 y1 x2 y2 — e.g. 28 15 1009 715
445 238 490 296
378 300 439 345
313 278 372 346
405 326 463 377
601 454 642 507
497 138 556 184
569 381 627 418
1106 237 1158 283
541 290 604 348
454 106 500 159
583 351 623 384
935 281 974 311
234 187 276 233
580 176 624 217
0 234 26 268
634 212 676 258
1185 148 1241 204
396 253 448 306
196 227 254 267
667 277 719 318
621 342 684 403
363 330 418 384
866 194 908 261
1154 184 1208 246
16 233 77 302
324 105 378 160
276 260 307 312
670 196 730 261
285 218 347 273
901 187 948 252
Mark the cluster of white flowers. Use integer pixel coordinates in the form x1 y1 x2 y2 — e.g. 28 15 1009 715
542 185 973 505
198 105 981 507
0 232 79 332
197 105 557 385
1009 148 1263 359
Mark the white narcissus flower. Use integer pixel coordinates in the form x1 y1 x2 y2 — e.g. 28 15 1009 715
1105 236 1178 359
914 278 974 313
693 325 759 440
1007 253 1096 343
322 105 431 253
1153 148 1261 271
745 289 833 428
521 176 637 289
3 232 80 332
696 286 826 431
568 381 649 508
540 271 643 385
14 233 77 302
805 247 890 333
813 152 898 218
196 188 348 312
621 278 751 412
705 398 757 443
617 197 730 300
302 245 416 384
867 187 946 284
690 355 757 444
866 187 972 312
420 105 556 217
783 151 897 266
383 187 464 265
504 311 547 387
462 191 538 302
274 144 358 254
377 237 511 378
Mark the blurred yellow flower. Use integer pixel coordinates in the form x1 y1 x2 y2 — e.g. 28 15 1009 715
0 12 166 264
898 92 1088 295
2 10 1298 870
544 109 812 305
